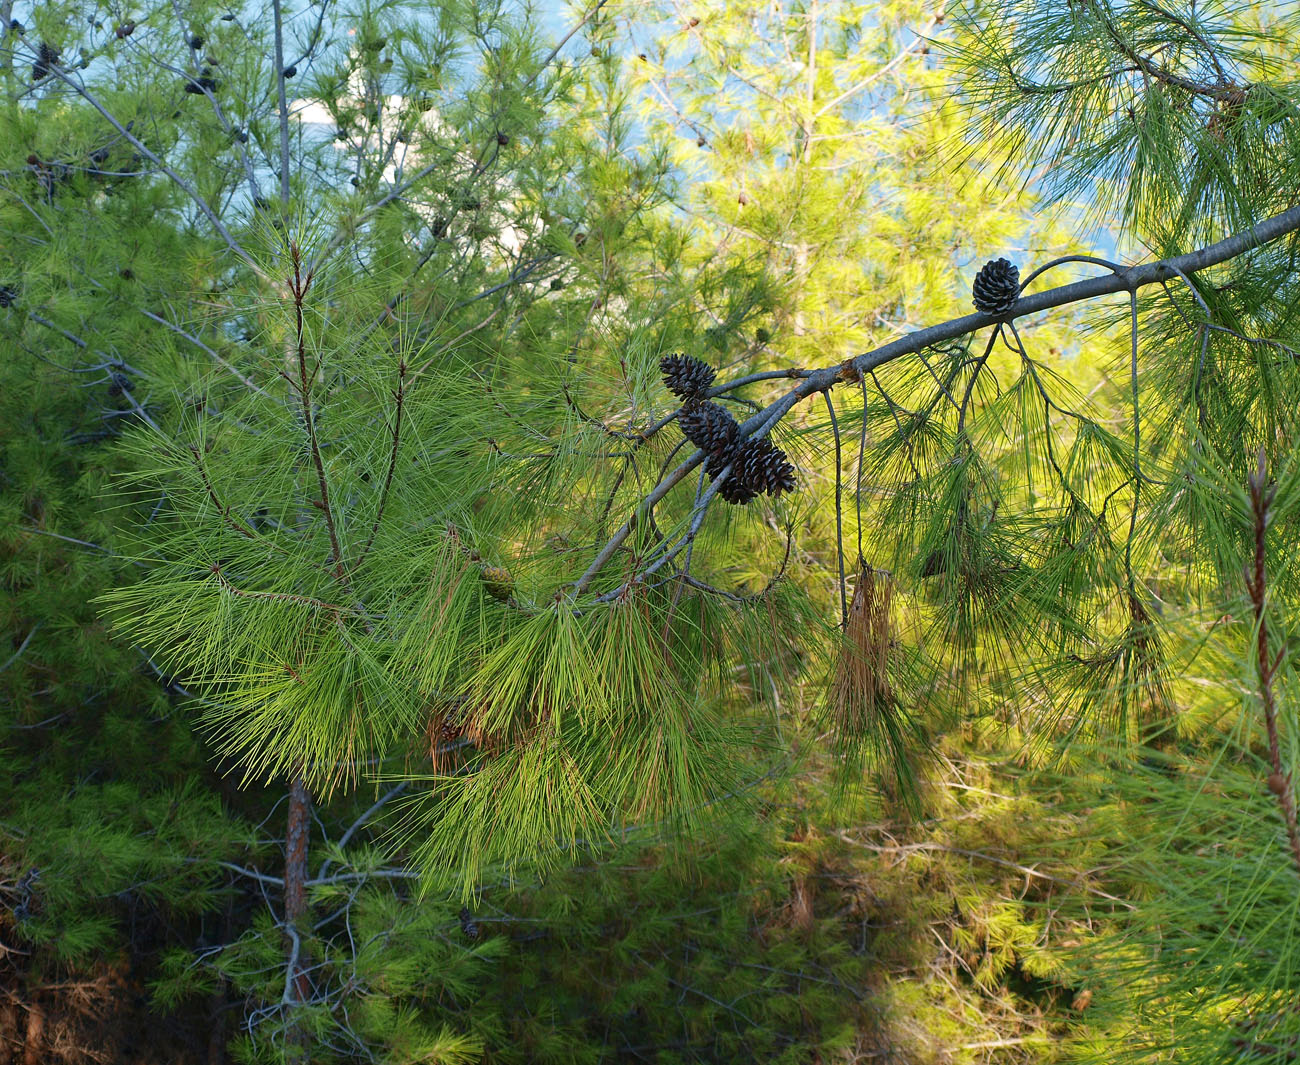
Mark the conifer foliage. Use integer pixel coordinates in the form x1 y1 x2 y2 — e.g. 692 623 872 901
6 0 1300 1061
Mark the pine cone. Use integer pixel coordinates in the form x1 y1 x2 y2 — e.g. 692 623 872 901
184 72 220 93
107 372 132 397
701 447 753 504
972 257 1020 315
32 40 59 80
0 286 16 308
481 565 514 602
660 353 716 404
703 438 797 504
458 907 480 939
679 401 737 456
733 437 797 497
717 476 758 505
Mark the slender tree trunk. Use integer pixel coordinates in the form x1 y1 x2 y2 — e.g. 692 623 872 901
20 998 42 1065
206 904 232 1065
0 999 16 1065
283 773 312 1062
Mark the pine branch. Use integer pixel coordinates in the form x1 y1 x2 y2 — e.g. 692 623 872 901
350 361 407 576
38 66 266 279
824 390 848 627
286 247 349 581
272 0 292 208
574 202 1300 593
0 624 39 675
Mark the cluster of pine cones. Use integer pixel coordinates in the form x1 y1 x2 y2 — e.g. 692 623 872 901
660 353 797 505
32 40 59 81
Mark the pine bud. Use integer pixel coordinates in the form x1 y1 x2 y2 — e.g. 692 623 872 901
972 257 1020 315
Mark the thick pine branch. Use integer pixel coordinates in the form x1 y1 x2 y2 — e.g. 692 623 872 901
575 203 1300 595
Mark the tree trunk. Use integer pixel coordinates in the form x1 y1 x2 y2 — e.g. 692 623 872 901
20 998 43 1065
283 773 312 1062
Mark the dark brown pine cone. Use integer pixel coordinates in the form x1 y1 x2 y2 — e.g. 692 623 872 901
733 437 798 497
679 401 738 456
660 352 717 404
972 257 1020 314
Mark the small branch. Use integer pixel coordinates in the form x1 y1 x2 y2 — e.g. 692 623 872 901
289 249 348 579
215 861 286 888
956 327 1001 438
0 624 40 674
190 448 258 539
1246 452 1300 879
138 308 269 398
209 564 353 617
317 783 410 881
1016 253 1124 293
1125 289 1141 587
350 362 406 575
272 0 292 207
855 379 868 562
407 308 500 381
823 390 848 627
41 66 264 277
535 0 610 77
571 451 704 595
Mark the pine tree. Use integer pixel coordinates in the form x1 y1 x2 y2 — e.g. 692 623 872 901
8 0 1300 1060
